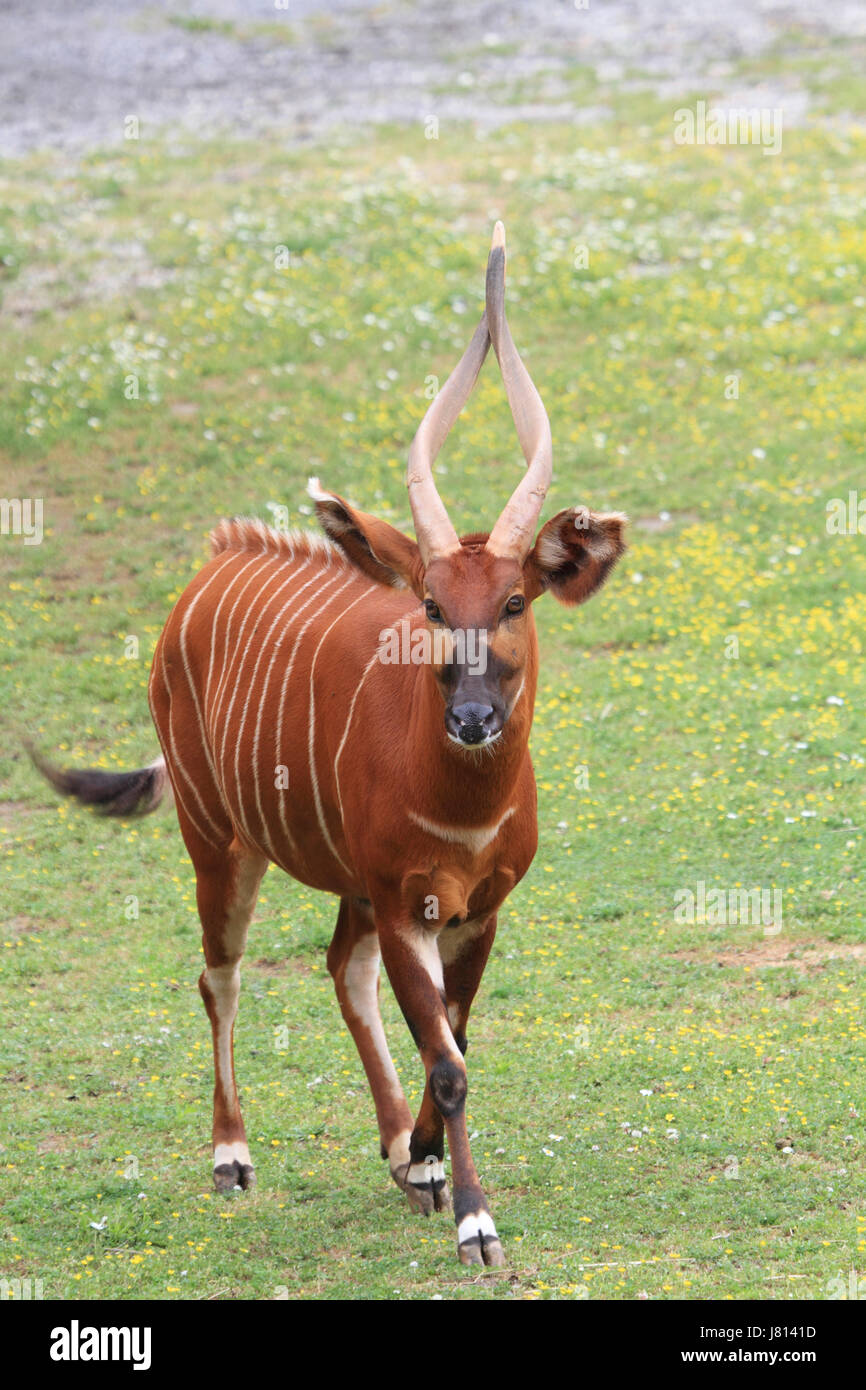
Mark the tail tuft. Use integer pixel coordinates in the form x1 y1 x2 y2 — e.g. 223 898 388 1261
27 743 170 818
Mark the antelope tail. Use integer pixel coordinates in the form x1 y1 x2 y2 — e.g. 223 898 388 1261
27 742 172 818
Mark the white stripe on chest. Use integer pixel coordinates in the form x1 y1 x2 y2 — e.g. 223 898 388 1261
408 805 516 855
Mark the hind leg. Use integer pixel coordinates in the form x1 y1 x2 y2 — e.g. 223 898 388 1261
191 831 267 1192
149 635 267 1190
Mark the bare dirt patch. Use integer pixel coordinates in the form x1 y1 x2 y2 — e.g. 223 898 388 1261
2 1 865 161
673 939 866 972
1 914 35 938
251 956 313 976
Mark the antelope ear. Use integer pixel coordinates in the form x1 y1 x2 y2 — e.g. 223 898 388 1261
307 479 426 597
525 506 627 606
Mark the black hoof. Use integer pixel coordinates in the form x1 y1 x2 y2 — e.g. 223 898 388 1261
458 1232 505 1267
213 1160 256 1193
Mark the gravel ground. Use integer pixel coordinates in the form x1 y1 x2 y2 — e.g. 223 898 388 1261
1 0 865 159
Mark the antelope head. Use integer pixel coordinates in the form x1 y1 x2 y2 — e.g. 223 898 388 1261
310 223 627 749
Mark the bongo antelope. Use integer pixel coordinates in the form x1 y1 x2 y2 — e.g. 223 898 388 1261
32 224 626 1266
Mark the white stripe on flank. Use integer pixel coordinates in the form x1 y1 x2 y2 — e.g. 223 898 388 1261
216 557 288 774
333 647 381 821
210 555 283 745
228 562 316 844
274 572 357 857
158 642 223 847
307 583 377 874
204 553 265 721
167 700 224 844
408 805 517 854
239 558 313 844
178 550 238 789
250 564 346 863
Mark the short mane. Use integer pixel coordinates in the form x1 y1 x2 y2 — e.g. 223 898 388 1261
209 516 350 567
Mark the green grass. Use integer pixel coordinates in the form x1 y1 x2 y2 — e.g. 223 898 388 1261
166 15 238 37
1 63 865 1299
165 13 299 46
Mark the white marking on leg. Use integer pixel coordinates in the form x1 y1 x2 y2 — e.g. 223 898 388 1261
213 1139 252 1170
207 962 241 1107
205 859 262 1174
387 1128 412 1173
408 1156 446 1186
400 923 445 994
437 915 487 968
343 933 406 1111
457 1210 498 1244
224 854 265 955
398 927 464 1065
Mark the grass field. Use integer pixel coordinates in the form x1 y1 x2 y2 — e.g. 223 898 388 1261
1 43 865 1299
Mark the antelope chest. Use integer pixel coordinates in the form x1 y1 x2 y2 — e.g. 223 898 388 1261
401 861 517 931
397 807 534 931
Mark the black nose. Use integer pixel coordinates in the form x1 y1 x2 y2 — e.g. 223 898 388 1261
451 702 495 744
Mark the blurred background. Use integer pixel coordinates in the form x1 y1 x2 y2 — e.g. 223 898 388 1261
1 1 864 1302
1 1 865 157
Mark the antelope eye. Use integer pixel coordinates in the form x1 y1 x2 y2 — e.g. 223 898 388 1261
425 599 444 623
505 594 525 616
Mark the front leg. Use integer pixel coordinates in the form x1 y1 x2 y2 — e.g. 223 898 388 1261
404 913 497 1219
326 897 416 1189
378 914 504 1268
